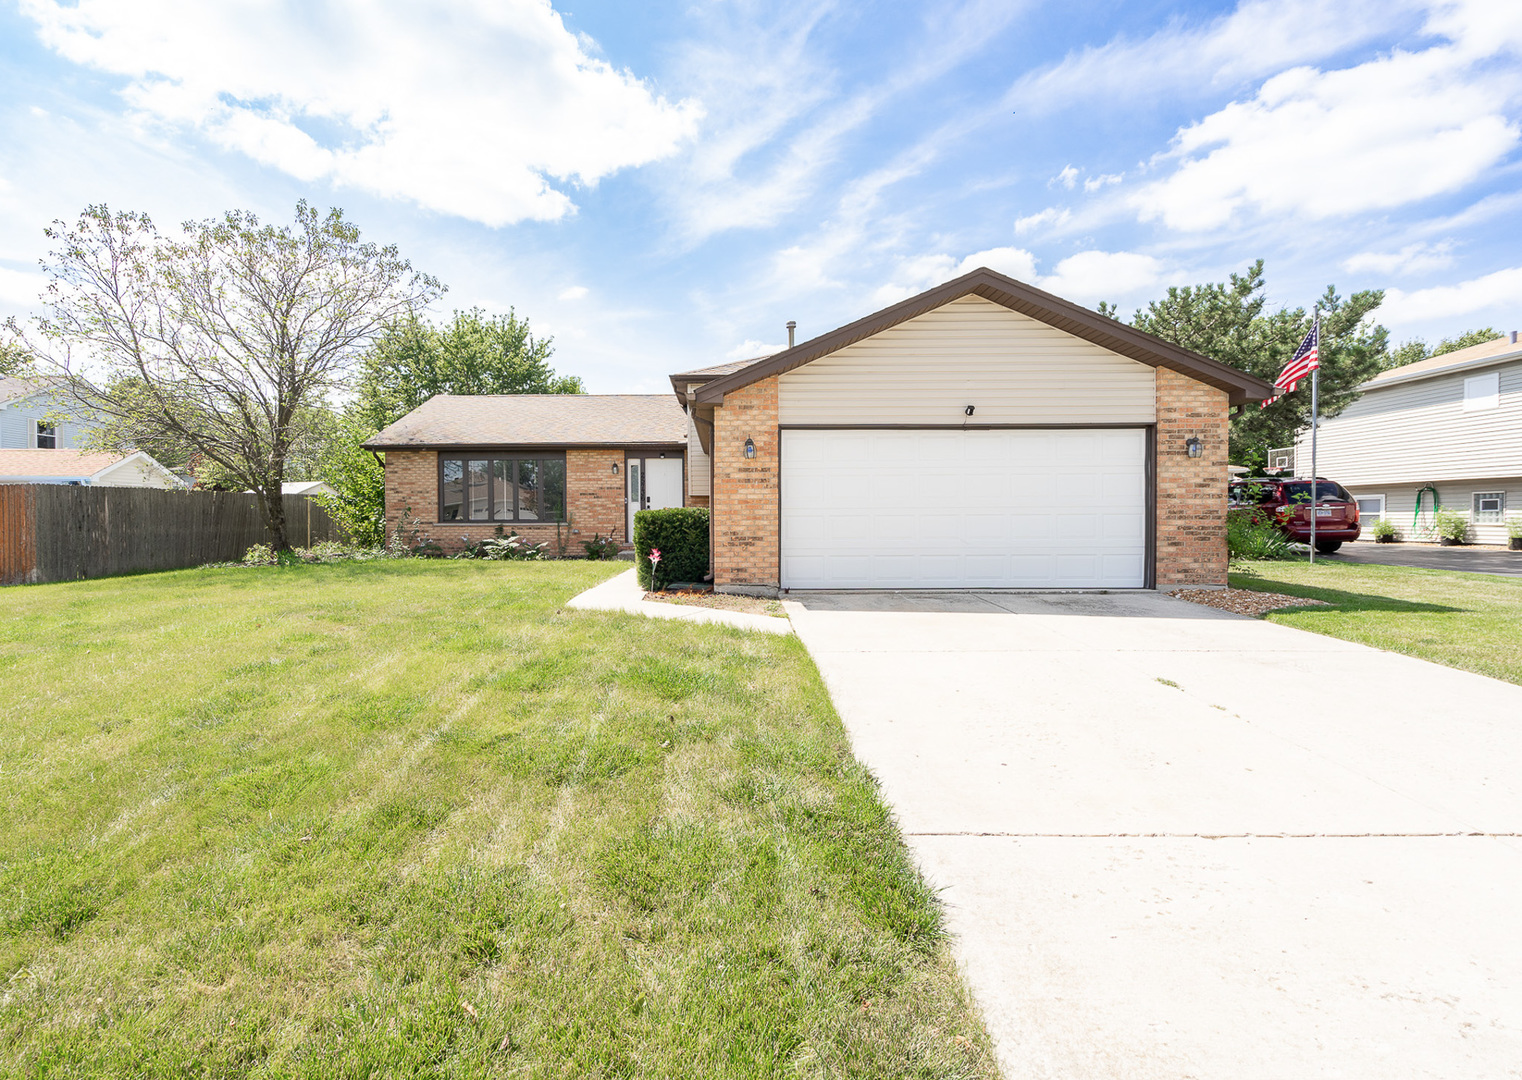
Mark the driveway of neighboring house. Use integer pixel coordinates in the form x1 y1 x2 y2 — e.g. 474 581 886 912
1330 541 1522 575
783 590 1522 1079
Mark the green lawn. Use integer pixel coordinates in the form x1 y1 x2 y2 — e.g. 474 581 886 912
1229 558 1522 686
0 562 994 1078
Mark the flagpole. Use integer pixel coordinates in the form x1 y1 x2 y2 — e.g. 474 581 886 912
1309 306 1320 566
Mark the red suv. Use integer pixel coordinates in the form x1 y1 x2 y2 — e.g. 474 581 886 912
1228 477 1361 553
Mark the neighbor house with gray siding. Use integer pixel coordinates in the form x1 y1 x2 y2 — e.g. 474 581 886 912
0 377 93 450
1295 333 1522 544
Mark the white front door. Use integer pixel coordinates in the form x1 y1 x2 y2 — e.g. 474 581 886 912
628 456 684 539
780 428 1147 589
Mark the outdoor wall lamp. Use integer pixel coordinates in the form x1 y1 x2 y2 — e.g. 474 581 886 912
1185 436 1204 458
964 405 976 416
743 437 756 459
611 462 619 474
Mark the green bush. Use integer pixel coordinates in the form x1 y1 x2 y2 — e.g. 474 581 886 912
1432 507 1469 542
633 507 709 590
477 533 547 560
581 533 620 560
1226 506 1291 560
1370 517 1398 540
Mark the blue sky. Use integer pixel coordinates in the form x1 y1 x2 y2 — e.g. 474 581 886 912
2 0 1520 392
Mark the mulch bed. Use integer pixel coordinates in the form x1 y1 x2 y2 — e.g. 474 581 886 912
644 591 786 618
1169 587 1332 617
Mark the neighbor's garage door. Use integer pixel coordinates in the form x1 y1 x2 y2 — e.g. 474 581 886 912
780 428 1148 589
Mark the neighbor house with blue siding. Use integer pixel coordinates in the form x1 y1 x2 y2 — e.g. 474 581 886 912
0 376 94 450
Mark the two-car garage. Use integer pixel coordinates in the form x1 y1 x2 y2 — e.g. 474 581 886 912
780 428 1149 589
691 270 1275 594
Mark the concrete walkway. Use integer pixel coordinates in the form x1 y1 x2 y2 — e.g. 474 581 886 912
783 590 1522 1079
565 568 791 634
1329 540 1522 576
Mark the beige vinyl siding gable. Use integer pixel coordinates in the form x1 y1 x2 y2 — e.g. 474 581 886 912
1297 359 1522 485
94 455 180 489
684 409 710 497
777 295 1156 425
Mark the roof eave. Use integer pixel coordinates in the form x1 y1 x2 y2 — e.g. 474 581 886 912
361 438 689 452
1360 346 1522 391
694 267 1275 407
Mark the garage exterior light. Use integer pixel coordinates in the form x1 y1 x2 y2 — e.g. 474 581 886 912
1185 436 1203 458
744 437 756 459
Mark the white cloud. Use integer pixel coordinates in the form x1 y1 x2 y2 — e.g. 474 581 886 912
871 246 1160 308
1130 40 1521 231
1037 250 1165 303
19 0 701 226
1014 207 1070 235
1007 0 1428 113
1383 265 1522 323
557 285 589 301
1083 172 1123 193
1051 165 1079 190
1341 242 1455 276
0 266 45 307
872 246 1039 305
662 0 1028 242
725 339 785 360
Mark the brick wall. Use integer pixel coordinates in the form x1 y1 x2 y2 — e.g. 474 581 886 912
383 447 627 555
1155 367 1229 587
711 376 779 592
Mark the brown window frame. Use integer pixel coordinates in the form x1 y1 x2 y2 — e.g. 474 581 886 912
438 452 567 523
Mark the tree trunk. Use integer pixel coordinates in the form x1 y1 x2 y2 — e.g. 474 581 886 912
261 488 291 552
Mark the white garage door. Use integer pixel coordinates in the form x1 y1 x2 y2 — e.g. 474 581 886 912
781 428 1148 589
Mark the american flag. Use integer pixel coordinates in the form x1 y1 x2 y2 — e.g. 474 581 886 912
1261 322 1320 408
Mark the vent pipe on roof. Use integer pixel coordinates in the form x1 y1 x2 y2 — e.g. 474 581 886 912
786 321 796 348
1512 330 1518 344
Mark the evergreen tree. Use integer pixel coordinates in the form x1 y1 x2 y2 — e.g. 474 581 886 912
1126 261 1388 462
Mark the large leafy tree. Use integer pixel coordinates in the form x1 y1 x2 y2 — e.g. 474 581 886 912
9 201 441 549
1386 327 1500 370
1121 260 1389 462
0 341 31 377
354 308 582 431
320 308 583 545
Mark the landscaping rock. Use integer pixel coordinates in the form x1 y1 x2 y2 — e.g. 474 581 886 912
1169 587 1331 617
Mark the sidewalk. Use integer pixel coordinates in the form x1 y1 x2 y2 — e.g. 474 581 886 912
565 568 792 634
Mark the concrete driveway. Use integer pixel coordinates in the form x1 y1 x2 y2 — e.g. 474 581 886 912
783 591 1522 1079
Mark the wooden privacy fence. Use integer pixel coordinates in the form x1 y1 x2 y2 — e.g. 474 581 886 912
0 486 342 586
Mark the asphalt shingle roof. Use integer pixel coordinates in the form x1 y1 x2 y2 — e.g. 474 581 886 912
670 357 770 379
0 376 49 405
1367 334 1519 385
363 395 689 449
0 449 127 479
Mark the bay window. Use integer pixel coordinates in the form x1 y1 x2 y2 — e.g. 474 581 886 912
440 453 565 522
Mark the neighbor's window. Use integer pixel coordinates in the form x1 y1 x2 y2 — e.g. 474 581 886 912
1473 491 1505 524
36 421 56 449
1355 495 1385 522
439 454 565 522
1463 372 1500 411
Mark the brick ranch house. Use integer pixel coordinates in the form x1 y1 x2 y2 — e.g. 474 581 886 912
367 268 1275 592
